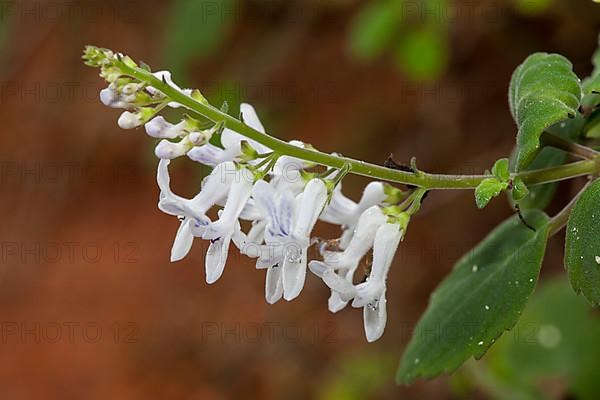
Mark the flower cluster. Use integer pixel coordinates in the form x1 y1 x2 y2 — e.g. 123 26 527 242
85 46 421 342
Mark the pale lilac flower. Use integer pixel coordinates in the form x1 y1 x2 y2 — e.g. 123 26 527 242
283 178 328 300
187 103 270 166
249 178 327 302
309 206 386 312
201 168 255 284
155 137 195 159
248 180 298 303
117 111 142 129
320 222 403 342
145 116 187 139
320 181 387 248
157 160 237 262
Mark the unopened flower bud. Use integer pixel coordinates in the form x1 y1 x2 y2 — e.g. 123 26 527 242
155 138 193 159
100 87 129 109
118 111 142 129
188 131 208 146
145 116 186 139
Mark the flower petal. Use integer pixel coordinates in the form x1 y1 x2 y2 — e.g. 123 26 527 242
145 116 186 139
292 179 327 239
328 291 350 313
282 246 307 301
353 223 402 307
357 182 386 212
187 144 238 166
202 169 254 240
321 269 357 301
155 138 192 159
205 234 232 284
240 103 265 133
363 290 387 342
320 184 357 225
265 265 283 304
170 219 194 262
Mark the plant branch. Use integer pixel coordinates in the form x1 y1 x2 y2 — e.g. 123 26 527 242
540 131 600 160
117 61 600 190
548 180 594 236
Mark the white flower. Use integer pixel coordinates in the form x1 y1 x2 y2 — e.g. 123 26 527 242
308 206 386 313
187 103 270 166
320 222 403 342
145 116 187 139
100 86 129 109
201 168 255 284
320 181 387 248
155 138 192 159
269 140 310 195
249 180 297 303
283 178 328 300
248 178 327 302
150 71 192 109
157 160 237 262
117 111 142 129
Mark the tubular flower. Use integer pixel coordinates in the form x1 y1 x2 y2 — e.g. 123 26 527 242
87 48 413 341
321 222 404 342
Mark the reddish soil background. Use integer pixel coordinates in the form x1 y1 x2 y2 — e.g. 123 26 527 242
0 0 599 399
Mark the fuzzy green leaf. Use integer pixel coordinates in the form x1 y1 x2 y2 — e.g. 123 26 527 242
512 115 584 210
565 179 600 307
509 53 581 170
511 177 529 202
491 158 510 182
397 211 550 384
475 178 507 209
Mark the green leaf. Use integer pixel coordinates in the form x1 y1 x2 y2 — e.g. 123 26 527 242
348 1 399 61
475 178 507 209
509 53 581 170
582 73 600 96
512 115 584 210
485 278 600 399
397 210 550 384
511 177 529 202
565 179 600 307
491 158 510 182
164 0 233 80
582 34 600 96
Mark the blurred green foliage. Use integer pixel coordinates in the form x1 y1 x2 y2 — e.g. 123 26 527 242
318 351 396 400
394 25 448 80
164 0 234 81
0 20 9 67
514 0 554 16
483 278 600 399
348 0 401 61
348 0 449 80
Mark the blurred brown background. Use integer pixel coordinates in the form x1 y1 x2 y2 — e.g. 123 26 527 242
1 0 600 399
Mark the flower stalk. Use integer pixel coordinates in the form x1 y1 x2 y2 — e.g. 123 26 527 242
105 50 600 190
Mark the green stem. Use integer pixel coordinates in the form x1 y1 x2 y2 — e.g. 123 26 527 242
540 131 600 160
548 180 593 236
119 61 600 190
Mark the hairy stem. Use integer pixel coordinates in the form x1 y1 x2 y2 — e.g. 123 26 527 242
548 180 593 236
540 131 600 160
119 61 600 190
